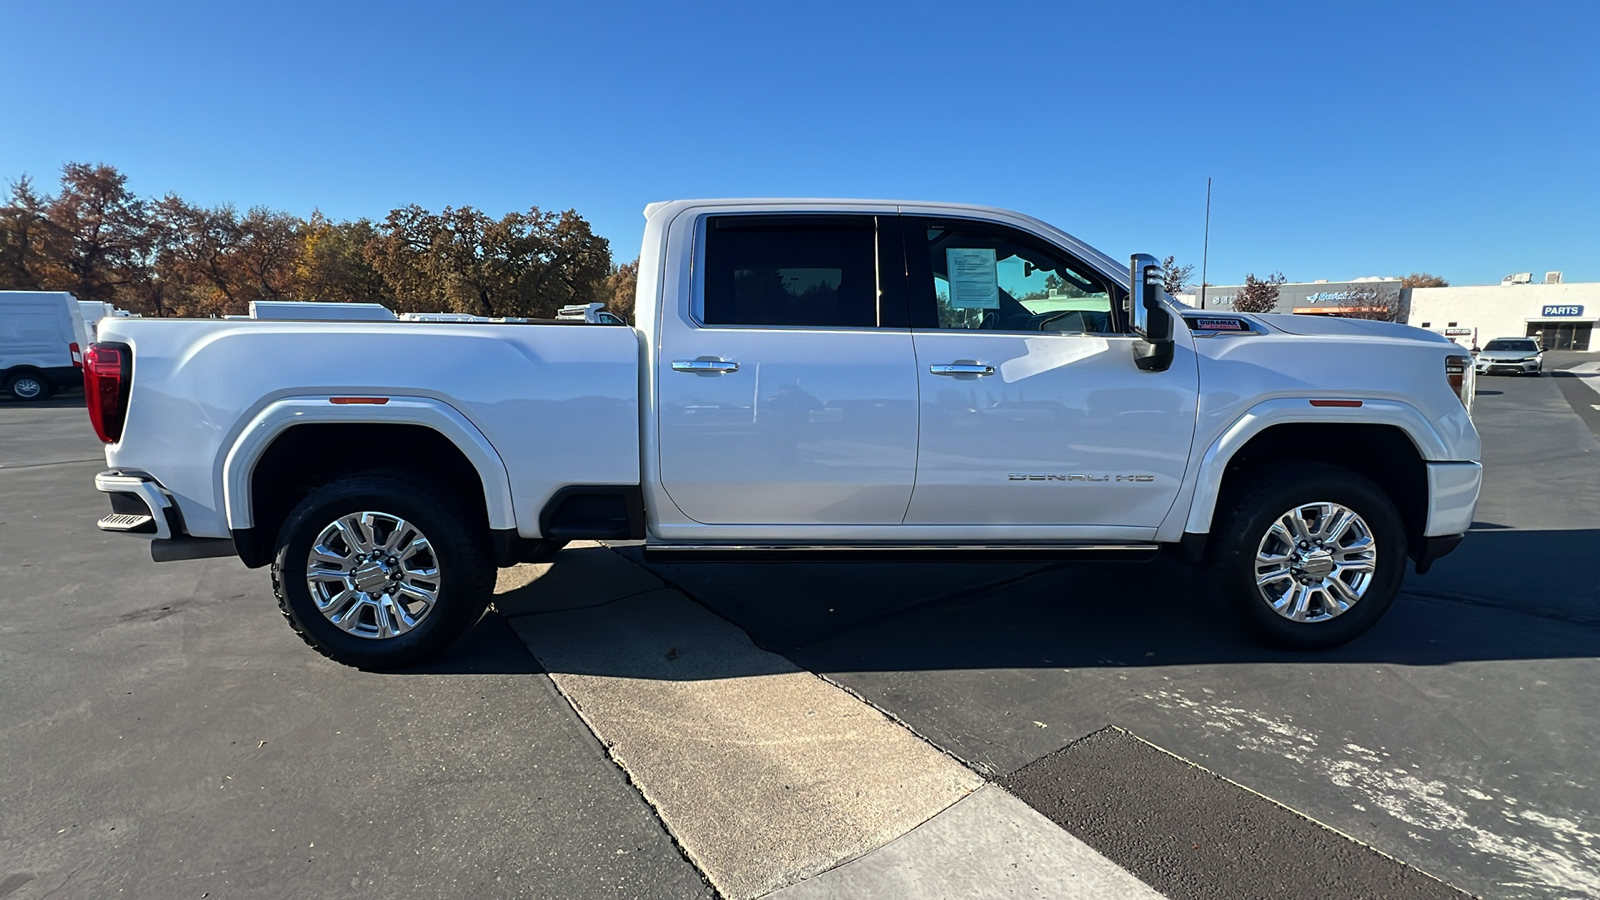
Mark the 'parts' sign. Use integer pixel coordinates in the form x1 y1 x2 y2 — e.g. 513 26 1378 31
1542 305 1584 317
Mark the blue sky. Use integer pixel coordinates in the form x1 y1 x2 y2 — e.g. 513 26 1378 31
2 0 1595 286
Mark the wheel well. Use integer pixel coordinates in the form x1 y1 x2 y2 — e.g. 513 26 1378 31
4 365 45 382
1216 423 1429 554
238 423 490 567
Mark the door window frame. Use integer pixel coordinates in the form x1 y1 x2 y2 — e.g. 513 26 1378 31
898 214 1131 335
689 213 910 331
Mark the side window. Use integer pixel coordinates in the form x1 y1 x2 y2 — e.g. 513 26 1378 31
905 218 1121 334
701 216 880 328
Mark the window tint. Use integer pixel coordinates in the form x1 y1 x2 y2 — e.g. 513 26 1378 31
702 216 878 327
903 217 1120 334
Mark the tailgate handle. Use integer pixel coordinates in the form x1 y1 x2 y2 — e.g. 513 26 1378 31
672 359 740 374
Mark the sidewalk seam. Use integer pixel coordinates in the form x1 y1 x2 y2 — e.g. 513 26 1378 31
535 656 727 900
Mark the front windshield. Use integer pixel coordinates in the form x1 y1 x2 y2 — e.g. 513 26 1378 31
1484 339 1538 352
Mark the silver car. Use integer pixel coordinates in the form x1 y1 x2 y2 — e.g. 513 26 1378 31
1475 337 1544 376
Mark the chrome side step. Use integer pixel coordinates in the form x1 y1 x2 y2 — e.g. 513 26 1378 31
643 543 1161 563
98 513 157 534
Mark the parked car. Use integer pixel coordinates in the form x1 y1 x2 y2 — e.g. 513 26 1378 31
1474 337 1544 376
85 199 1482 667
1 291 90 400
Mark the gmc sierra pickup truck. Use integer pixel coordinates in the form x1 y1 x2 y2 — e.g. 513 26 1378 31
85 199 1482 668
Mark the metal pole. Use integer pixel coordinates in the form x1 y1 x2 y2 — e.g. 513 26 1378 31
1200 177 1212 310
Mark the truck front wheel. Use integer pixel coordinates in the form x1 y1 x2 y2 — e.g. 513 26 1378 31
271 473 495 669
1206 462 1406 650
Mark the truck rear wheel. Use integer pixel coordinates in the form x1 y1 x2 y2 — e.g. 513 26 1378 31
271 473 495 669
1205 462 1406 650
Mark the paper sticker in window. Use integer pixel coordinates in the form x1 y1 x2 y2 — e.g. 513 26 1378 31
946 248 1000 309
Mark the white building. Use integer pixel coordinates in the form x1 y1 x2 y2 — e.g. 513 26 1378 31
1406 276 1597 351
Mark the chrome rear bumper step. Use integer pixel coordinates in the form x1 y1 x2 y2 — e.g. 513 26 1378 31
98 512 157 534
642 543 1161 563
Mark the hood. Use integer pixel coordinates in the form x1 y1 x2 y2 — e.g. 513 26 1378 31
1478 348 1541 359
1250 313 1453 344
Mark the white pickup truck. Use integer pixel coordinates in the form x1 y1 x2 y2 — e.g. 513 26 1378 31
86 200 1482 668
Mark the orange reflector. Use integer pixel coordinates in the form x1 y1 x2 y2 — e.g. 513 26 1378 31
1309 399 1363 408
330 397 390 405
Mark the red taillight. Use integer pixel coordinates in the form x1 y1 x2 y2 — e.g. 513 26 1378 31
83 342 131 443
70 342 83 368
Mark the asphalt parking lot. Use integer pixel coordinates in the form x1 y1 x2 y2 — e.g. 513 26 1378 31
3 357 1598 899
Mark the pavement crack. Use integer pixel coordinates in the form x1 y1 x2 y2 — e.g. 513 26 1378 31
1402 587 1600 629
496 586 666 619
0 457 104 470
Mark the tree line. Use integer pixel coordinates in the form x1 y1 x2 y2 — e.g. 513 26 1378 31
0 163 639 321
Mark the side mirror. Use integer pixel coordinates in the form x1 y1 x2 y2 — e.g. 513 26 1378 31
1128 253 1174 372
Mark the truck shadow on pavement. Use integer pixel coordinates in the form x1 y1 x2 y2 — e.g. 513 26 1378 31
460 525 1600 679
447 531 1600 680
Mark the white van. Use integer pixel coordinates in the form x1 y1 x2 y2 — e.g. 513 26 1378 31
1 291 90 401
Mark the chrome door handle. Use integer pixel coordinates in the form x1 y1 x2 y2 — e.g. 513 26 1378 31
672 359 740 374
929 363 995 376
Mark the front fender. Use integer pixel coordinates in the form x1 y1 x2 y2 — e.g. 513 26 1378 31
1172 397 1455 536
220 396 517 531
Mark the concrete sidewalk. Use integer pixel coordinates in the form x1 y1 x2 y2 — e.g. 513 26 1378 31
492 544 1163 899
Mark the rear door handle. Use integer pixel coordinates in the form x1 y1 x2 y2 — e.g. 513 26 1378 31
929 363 995 376
672 359 740 374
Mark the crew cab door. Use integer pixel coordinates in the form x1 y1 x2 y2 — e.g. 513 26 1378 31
655 213 919 525
899 214 1198 528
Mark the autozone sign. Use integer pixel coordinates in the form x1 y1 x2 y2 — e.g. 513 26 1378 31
1542 305 1584 317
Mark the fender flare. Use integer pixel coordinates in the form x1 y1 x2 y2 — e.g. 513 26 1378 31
1174 397 1449 536
220 396 517 531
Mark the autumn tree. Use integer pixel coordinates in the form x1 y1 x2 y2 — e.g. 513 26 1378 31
365 204 611 318
0 177 53 290
1402 272 1448 288
40 163 152 302
295 213 390 304
1232 271 1287 313
604 258 639 323
1159 255 1194 296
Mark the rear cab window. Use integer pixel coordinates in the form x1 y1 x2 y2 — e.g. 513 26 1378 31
698 215 906 328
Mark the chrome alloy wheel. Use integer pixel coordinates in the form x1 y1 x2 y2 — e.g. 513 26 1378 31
1253 502 1377 623
305 511 441 640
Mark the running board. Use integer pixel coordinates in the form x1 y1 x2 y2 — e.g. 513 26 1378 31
643 543 1161 563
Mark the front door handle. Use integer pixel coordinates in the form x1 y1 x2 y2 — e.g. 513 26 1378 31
672 359 740 374
929 363 995 376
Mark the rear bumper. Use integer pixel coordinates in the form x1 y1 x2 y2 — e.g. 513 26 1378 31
95 470 176 540
95 470 235 561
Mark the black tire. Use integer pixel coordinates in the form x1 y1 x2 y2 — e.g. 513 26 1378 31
271 472 495 669
1204 461 1407 650
5 370 53 401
